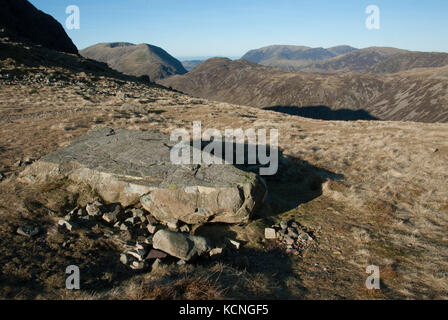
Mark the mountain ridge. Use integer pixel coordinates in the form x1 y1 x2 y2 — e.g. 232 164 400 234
242 44 358 68
159 57 448 123
80 42 187 81
242 45 448 73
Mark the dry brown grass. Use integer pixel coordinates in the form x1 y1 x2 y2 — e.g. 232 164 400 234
138 276 227 300
1 38 448 299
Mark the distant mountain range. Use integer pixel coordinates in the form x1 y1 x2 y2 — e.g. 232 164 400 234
159 57 448 123
242 45 357 69
242 45 448 74
181 60 204 71
80 42 187 81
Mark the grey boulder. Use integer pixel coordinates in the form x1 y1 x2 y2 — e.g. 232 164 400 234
152 229 212 261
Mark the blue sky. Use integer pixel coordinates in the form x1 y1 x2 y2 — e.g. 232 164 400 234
30 0 448 59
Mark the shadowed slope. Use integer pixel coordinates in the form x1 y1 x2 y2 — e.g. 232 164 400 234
264 106 379 121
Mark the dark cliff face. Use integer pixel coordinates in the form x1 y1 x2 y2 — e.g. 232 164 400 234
0 0 78 54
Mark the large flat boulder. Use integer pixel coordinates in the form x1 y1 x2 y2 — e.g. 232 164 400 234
20 127 267 225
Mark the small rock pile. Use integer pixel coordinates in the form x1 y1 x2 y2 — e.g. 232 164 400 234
265 219 315 256
53 201 230 270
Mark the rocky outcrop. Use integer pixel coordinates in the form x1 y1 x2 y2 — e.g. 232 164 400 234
20 127 267 225
0 0 78 54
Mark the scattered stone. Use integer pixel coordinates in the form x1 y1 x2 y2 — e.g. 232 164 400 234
135 242 148 251
131 208 145 218
17 225 39 237
120 253 128 265
131 261 145 270
58 219 76 231
152 229 212 261
166 219 179 231
179 224 190 233
146 215 158 225
63 214 73 222
147 224 157 234
209 247 224 257
127 249 146 261
299 233 311 242
68 207 79 217
147 249 168 260
62 240 71 248
102 211 118 224
125 217 135 224
86 202 101 216
264 228 276 240
102 203 122 221
46 209 57 217
284 237 295 245
270 219 315 255
177 260 186 266
280 221 288 230
225 238 241 250
119 223 128 231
